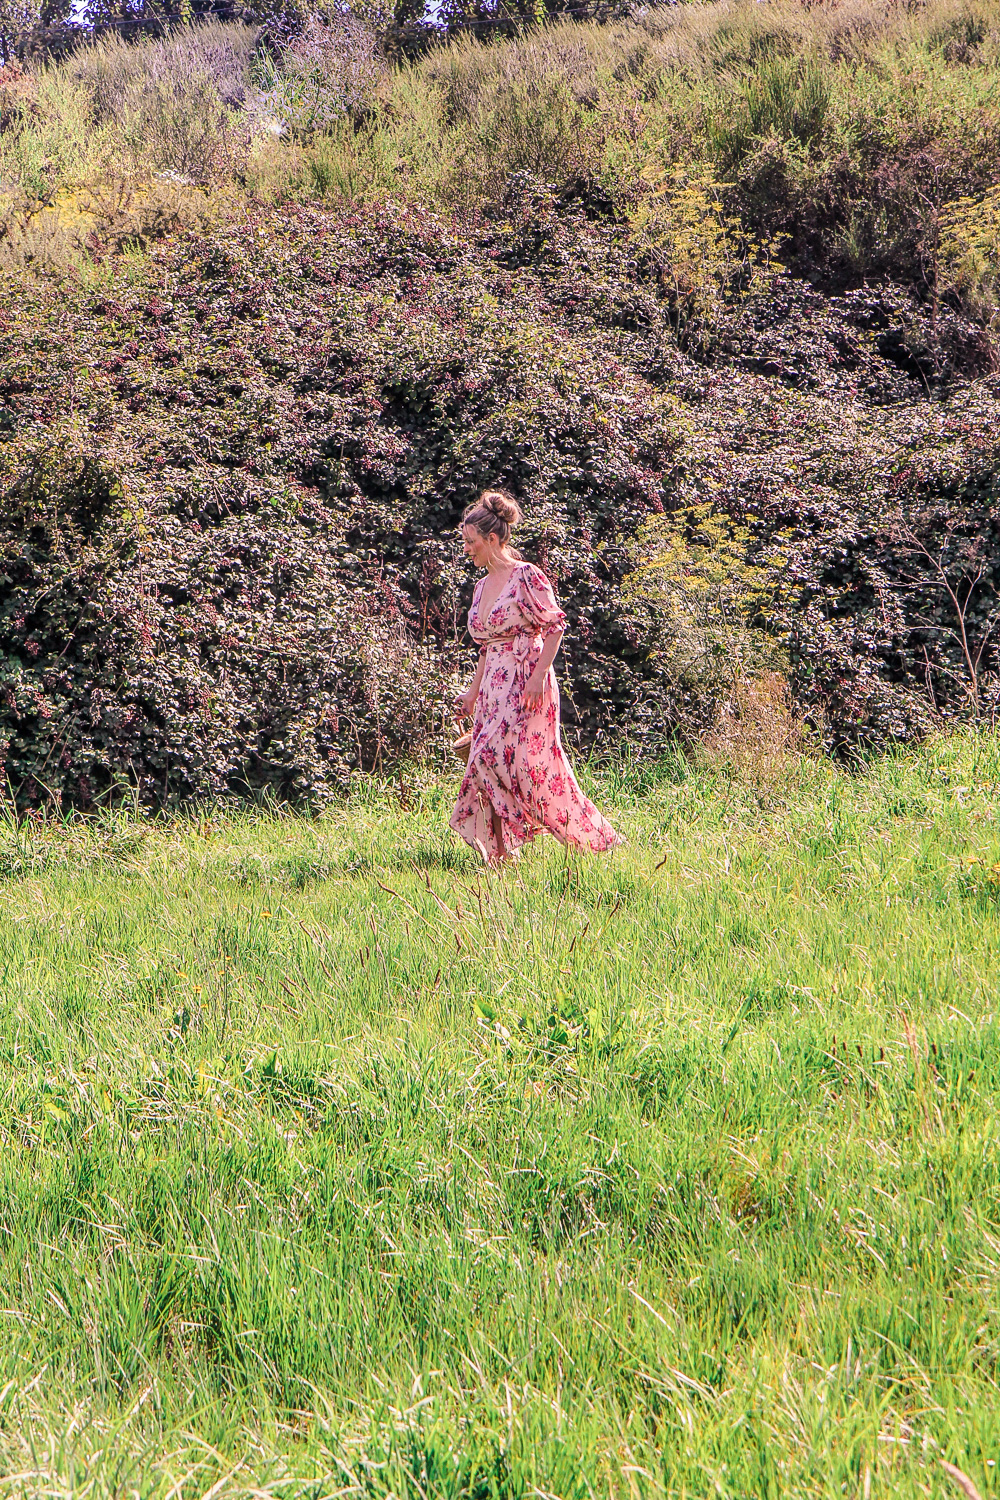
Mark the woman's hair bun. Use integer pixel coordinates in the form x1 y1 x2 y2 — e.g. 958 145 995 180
480 489 522 527
462 488 524 548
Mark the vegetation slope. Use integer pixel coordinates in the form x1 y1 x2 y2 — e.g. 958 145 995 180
1 0 999 808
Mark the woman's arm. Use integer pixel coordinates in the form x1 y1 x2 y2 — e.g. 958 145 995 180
455 650 487 719
524 627 564 712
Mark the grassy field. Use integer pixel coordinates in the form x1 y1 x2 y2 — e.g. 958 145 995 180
1 737 1000 1498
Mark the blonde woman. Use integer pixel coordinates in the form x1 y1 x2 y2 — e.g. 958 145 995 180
450 490 621 865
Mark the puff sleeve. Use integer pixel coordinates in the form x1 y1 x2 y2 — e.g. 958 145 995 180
516 564 567 635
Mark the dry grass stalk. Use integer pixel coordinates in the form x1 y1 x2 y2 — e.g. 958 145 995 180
698 671 808 783
940 1460 985 1500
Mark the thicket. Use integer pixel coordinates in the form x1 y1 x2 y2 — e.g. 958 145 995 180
0 203 684 805
2 0 1000 806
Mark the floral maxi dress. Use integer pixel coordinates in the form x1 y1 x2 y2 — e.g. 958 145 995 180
450 562 621 862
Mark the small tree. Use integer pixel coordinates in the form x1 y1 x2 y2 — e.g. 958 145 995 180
0 0 71 63
628 502 789 698
890 508 1000 720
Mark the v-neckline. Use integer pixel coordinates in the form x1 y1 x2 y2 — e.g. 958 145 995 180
475 562 520 622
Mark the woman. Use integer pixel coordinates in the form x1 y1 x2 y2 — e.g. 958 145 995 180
450 490 621 865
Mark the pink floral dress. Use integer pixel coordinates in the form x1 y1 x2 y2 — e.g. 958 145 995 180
450 562 622 862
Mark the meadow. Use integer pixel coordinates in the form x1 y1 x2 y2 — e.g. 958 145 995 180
3 4 1000 1492
2 735 1000 1497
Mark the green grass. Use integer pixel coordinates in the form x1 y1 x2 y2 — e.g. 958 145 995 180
2 737 1000 1497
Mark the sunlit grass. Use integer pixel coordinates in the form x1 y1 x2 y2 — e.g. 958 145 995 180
1 736 999 1497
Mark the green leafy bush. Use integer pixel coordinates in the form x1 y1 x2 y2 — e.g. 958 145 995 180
0 201 684 807
3 194 999 809
2 3 1000 804
0 428 445 806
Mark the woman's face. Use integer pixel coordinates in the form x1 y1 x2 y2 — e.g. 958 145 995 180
462 524 495 570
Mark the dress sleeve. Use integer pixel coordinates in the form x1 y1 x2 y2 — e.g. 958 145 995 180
517 565 567 634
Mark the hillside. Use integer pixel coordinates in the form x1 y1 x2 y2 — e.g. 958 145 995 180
2 0 1000 806
3 10 1000 1494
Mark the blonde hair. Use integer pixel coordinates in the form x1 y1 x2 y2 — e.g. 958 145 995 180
462 489 523 550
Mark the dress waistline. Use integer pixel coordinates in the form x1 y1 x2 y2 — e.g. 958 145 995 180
481 634 542 664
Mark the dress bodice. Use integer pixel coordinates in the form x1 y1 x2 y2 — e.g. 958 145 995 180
469 562 566 653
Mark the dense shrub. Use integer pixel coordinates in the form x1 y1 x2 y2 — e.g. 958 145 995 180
6 1 1000 301
0 200 684 807
2 3 1000 806
2 193 999 808
407 0 1000 295
0 428 445 806
647 281 1000 744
